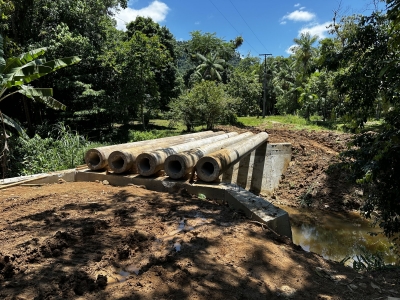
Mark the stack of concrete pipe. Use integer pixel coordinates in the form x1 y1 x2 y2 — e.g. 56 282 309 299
84 131 269 183
135 131 239 176
195 132 269 182
163 132 254 179
107 131 228 174
85 131 221 171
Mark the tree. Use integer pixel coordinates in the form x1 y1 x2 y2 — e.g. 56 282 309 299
272 56 300 114
0 0 129 135
126 17 179 110
333 13 392 129
297 72 320 120
0 35 80 129
187 31 235 60
332 10 400 237
195 52 225 81
292 32 318 79
167 90 202 132
226 65 261 117
168 81 238 130
317 38 341 71
0 0 14 35
181 31 242 87
101 31 170 129
0 34 80 174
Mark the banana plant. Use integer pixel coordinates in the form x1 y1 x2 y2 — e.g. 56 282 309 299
0 34 81 136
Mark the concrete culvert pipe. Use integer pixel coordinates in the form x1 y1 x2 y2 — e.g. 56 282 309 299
164 132 254 179
196 132 269 182
85 130 217 171
136 132 238 176
108 131 226 174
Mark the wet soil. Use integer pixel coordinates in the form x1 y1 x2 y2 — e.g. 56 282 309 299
1 124 399 299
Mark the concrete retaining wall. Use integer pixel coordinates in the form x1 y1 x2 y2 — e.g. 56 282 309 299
221 142 292 195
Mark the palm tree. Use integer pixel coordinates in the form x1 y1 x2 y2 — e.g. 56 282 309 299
272 57 300 114
195 52 225 81
292 32 318 78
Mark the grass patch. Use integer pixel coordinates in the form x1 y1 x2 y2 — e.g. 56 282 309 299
237 115 340 131
128 129 178 142
107 120 205 144
149 119 206 132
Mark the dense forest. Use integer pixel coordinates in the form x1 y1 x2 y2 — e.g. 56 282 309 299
0 0 399 237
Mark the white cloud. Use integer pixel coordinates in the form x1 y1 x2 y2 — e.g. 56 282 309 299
114 0 170 31
280 21 287 25
294 3 300 7
299 22 332 39
281 10 315 22
286 45 297 55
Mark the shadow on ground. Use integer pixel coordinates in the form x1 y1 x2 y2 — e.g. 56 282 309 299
0 180 398 299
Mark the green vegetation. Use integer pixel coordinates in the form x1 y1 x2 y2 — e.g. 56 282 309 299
238 115 339 131
8 123 101 176
128 129 178 142
7 123 184 177
168 81 238 131
341 246 388 271
149 119 205 132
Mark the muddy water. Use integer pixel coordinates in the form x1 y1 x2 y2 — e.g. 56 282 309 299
281 206 399 266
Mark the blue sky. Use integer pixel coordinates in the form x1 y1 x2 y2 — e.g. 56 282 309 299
114 0 386 57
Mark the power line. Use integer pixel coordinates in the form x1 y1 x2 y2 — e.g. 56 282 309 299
227 0 271 53
114 14 129 25
208 0 259 54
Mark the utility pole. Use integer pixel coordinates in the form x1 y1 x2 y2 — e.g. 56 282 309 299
259 53 272 118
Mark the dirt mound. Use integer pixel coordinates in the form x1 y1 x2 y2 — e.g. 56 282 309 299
217 125 358 211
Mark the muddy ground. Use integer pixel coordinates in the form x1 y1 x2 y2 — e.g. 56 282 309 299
1 124 399 299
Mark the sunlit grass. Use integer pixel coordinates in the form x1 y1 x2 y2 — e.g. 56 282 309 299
237 115 337 131
149 119 206 132
139 116 384 137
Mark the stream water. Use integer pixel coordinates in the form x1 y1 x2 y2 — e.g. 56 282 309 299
282 206 399 266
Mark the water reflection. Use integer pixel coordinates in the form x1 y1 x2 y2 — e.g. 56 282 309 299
282 206 399 265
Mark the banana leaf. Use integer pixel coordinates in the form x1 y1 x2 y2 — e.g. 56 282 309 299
1 112 28 138
18 85 66 111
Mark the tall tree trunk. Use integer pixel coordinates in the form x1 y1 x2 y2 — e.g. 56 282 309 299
22 98 32 131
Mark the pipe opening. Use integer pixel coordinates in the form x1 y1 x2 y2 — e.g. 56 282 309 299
200 161 215 177
167 160 183 175
138 157 151 173
111 156 125 170
87 153 101 167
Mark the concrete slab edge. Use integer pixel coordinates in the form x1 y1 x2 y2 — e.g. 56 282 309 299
2 169 292 239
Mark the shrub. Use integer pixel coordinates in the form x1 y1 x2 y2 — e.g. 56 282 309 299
168 81 239 131
6 123 102 176
335 109 400 237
